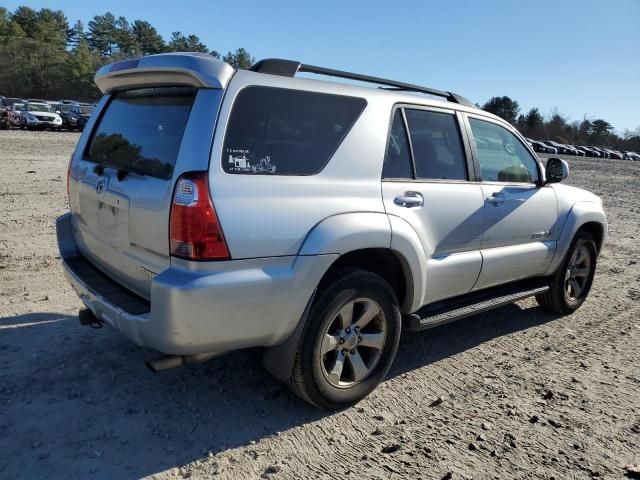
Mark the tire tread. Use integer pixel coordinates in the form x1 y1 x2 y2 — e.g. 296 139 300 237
289 268 399 409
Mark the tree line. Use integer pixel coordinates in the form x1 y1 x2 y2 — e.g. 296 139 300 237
1 6 637 151
481 96 640 152
0 6 255 102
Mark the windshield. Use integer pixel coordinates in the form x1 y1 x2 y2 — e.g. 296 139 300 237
60 105 72 113
79 105 94 114
28 104 53 112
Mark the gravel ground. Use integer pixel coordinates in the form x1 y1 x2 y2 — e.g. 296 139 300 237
0 129 639 480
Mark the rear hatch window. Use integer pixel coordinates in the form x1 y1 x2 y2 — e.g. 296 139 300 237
222 86 366 175
85 87 195 179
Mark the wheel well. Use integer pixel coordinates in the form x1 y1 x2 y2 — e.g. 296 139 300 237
578 222 605 253
319 249 409 308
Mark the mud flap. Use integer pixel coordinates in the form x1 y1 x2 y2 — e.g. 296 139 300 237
262 289 317 382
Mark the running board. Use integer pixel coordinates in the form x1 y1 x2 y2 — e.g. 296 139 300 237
404 280 550 331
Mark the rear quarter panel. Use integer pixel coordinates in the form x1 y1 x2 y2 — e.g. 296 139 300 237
209 71 395 259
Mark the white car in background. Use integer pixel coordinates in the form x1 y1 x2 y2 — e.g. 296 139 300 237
19 102 63 130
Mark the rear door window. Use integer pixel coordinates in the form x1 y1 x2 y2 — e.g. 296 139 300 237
404 109 467 181
222 86 366 175
85 87 195 179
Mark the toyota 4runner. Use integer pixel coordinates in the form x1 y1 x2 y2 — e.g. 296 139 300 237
57 53 607 409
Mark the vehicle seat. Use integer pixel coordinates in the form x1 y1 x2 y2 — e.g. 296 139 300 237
413 137 463 180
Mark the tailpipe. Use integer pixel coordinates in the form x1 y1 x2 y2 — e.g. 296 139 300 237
78 308 103 328
145 353 219 372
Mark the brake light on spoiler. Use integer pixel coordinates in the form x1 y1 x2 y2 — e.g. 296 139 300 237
169 172 230 261
110 59 140 72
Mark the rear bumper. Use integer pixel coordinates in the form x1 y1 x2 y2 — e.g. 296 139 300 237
57 213 336 355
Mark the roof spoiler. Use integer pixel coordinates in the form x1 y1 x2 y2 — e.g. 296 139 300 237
250 58 474 107
94 52 235 94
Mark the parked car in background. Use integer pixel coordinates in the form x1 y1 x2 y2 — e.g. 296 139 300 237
543 140 573 155
569 145 587 157
7 104 24 127
576 146 599 158
59 102 95 131
0 104 9 129
584 147 602 158
590 147 609 158
71 103 94 131
605 149 623 160
623 151 640 161
2 97 25 109
529 140 557 154
19 102 63 130
57 103 76 130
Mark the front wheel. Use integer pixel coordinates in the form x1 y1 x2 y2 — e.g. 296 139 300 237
536 231 597 314
289 269 401 409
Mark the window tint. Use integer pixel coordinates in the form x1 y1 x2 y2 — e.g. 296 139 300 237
404 109 467 180
86 87 195 179
468 118 539 183
223 86 366 175
383 110 413 179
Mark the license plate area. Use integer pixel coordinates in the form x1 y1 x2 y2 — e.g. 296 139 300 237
77 178 130 248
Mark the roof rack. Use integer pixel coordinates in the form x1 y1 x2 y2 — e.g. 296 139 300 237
249 58 474 107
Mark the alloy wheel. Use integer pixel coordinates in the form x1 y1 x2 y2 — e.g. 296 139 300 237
320 298 387 388
564 245 591 301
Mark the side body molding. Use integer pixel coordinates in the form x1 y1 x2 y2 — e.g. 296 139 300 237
544 201 608 275
298 212 392 256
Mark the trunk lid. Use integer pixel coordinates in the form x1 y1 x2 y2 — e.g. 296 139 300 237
68 54 234 299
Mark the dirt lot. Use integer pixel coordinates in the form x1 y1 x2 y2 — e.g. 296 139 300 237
0 129 639 480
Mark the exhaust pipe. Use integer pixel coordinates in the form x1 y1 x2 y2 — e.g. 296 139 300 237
78 308 103 328
145 353 219 372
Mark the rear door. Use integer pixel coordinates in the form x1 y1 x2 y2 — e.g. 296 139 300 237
381 106 484 305
465 115 558 290
68 87 221 299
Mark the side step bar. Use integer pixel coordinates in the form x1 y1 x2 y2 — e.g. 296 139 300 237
404 280 550 331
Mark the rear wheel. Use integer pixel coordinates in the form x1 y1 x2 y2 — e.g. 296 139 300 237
536 231 597 314
289 269 401 409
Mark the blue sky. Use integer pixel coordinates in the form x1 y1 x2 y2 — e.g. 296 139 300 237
6 0 639 132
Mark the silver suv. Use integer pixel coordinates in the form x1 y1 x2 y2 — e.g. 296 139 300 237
57 53 607 409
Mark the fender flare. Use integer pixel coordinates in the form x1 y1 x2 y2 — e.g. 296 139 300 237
297 211 392 256
545 201 607 275
264 211 429 382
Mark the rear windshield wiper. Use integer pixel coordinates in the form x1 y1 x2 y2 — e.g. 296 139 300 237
92 161 147 180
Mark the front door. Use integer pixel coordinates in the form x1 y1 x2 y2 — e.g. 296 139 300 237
466 115 559 290
381 107 484 305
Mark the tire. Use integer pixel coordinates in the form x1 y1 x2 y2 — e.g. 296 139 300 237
289 269 401 410
536 231 597 314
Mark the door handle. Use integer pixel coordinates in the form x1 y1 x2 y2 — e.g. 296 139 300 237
486 192 505 206
394 191 424 208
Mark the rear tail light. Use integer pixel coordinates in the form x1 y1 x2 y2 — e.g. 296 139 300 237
169 172 230 261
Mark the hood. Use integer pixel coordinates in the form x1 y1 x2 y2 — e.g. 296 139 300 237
551 183 601 204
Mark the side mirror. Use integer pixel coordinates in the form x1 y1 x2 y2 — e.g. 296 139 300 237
545 158 569 184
